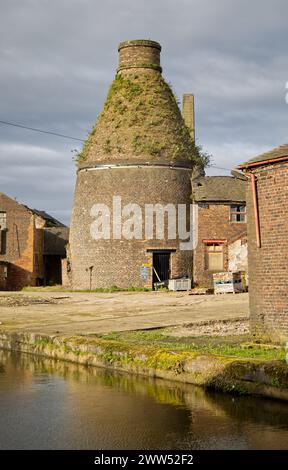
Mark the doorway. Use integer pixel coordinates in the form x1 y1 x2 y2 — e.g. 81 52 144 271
44 255 62 285
152 252 171 286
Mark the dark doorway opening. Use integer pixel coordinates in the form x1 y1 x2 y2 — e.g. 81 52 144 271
44 255 62 285
152 252 171 287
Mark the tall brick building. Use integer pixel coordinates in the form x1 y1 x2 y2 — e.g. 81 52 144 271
238 144 288 339
70 40 202 289
192 176 247 288
0 192 69 290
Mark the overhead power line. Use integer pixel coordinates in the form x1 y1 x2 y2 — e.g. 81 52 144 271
210 165 231 172
0 119 85 142
0 118 232 172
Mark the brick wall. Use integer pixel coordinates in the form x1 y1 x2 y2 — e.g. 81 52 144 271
69 166 192 289
193 203 247 287
0 193 41 290
228 237 248 272
0 263 8 290
118 40 161 72
61 258 71 288
246 162 288 338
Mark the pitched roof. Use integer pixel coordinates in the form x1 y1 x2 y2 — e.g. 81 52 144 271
238 144 288 168
193 176 246 203
25 207 66 227
0 192 67 228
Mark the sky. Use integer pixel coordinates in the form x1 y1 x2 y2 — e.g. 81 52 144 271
0 0 287 225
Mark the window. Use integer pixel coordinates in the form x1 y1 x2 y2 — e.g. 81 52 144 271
0 212 7 230
0 231 6 254
205 244 224 271
0 212 7 255
230 205 246 222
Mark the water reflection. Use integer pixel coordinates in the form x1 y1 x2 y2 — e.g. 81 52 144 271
0 350 287 450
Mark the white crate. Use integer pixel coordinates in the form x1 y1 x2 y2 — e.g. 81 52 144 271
213 271 244 294
168 278 191 291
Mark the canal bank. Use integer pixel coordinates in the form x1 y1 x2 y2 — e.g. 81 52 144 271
0 330 287 401
1 349 288 449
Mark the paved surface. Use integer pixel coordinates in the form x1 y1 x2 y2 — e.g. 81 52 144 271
0 291 249 336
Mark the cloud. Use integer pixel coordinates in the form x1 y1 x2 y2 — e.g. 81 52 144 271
0 143 74 224
205 142 271 175
0 0 287 223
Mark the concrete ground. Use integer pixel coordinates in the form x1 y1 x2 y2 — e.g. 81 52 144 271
0 291 249 336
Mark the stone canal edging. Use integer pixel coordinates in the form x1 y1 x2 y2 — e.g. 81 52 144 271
0 330 287 401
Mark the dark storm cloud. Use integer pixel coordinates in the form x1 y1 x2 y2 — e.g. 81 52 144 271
0 0 287 223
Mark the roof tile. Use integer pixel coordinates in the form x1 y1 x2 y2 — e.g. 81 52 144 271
193 176 246 203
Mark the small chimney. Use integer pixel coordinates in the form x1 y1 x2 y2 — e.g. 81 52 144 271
118 39 162 73
182 94 195 142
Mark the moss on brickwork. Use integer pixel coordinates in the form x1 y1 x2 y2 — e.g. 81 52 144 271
77 72 202 166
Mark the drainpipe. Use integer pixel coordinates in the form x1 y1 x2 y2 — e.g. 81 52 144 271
246 172 261 248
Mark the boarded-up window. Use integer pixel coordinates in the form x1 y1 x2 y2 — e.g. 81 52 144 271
205 244 224 271
230 205 246 222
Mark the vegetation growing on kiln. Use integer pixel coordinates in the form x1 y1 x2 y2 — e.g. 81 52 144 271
77 72 210 167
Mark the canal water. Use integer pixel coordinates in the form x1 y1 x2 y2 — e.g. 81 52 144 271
0 350 287 450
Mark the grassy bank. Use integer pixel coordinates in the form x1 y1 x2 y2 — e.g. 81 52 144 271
97 329 286 361
0 330 287 401
21 286 152 293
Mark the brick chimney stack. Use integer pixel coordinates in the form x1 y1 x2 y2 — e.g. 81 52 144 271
182 93 195 142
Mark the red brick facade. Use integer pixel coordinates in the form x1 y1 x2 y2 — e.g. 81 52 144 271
245 161 288 338
0 193 68 290
193 203 247 287
0 193 41 289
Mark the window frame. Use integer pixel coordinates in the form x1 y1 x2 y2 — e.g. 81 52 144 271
0 211 7 230
230 204 246 223
204 243 224 271
0 212 7 255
